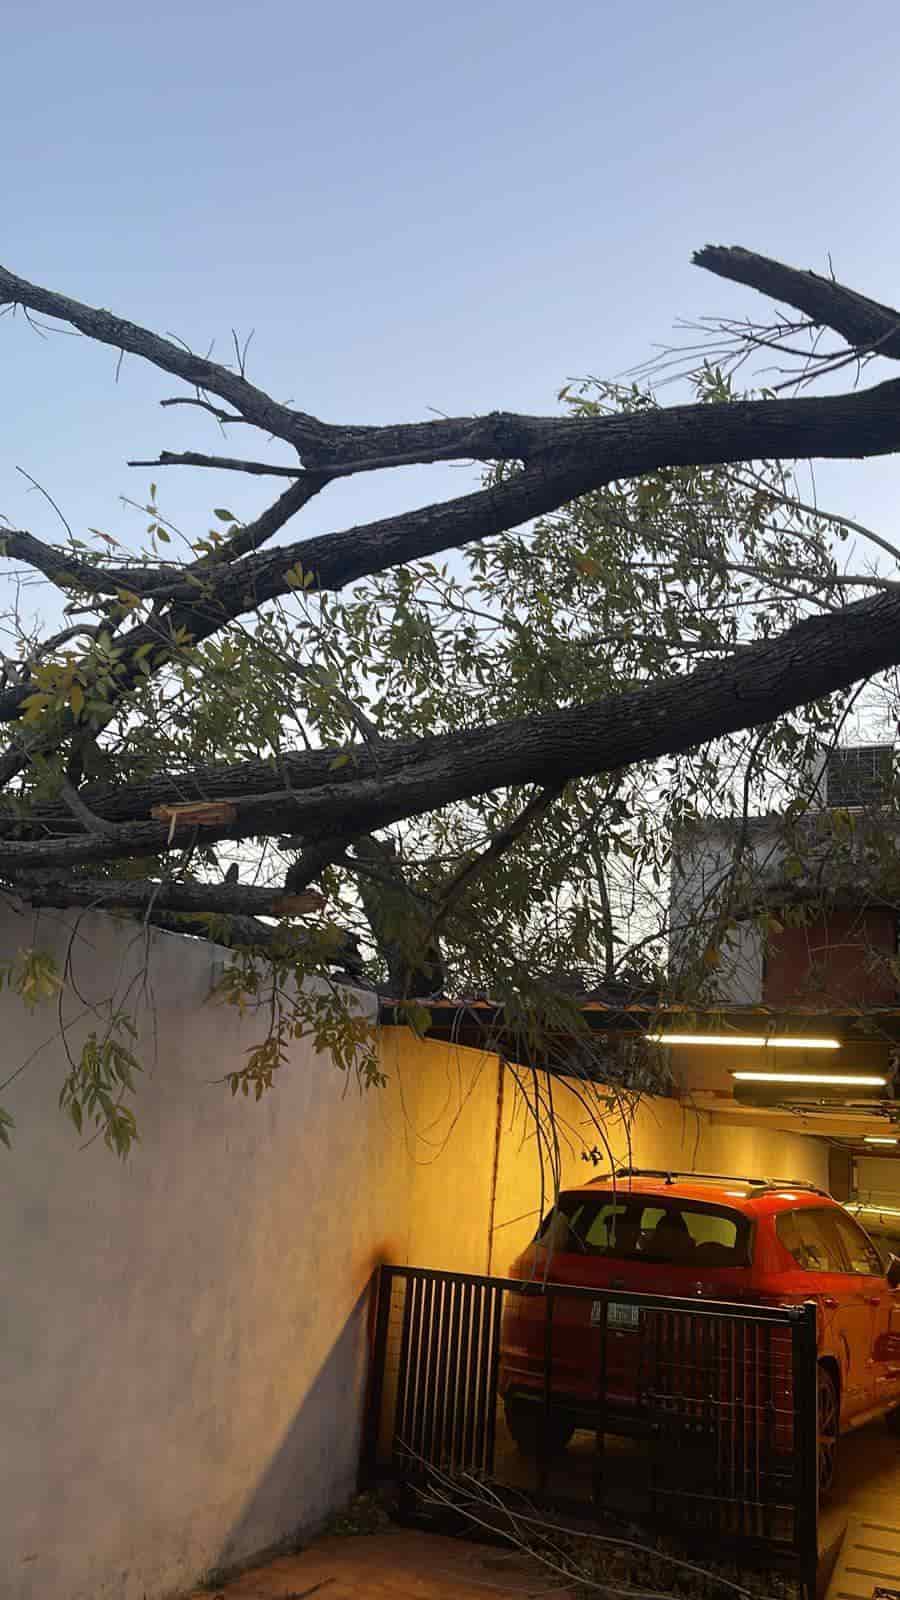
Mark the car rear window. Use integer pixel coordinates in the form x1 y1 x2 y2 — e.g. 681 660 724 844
845 1212 900 1265
775 1207 845 1272
536 1192 751 1267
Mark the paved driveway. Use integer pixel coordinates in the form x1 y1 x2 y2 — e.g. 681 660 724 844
187 1530 574 1600
820 1418 900 1550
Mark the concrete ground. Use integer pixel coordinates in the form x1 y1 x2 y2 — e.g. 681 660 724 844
820 1417 900 1549
191 1419 897 1600
187 1530 572 1600
493 1407 900 1559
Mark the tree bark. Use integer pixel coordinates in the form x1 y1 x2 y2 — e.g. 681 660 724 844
695 245 900 359
8 576 900 877
15 877 324 915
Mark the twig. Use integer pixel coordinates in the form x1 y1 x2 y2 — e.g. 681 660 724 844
15 467 74 540
431 785 564 933
159 396 251 425
127 451 305 479
58 778 119 837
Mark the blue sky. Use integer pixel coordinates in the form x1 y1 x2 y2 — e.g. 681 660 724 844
4 0 900 603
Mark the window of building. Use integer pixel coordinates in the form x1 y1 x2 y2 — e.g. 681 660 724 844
824 745 894 806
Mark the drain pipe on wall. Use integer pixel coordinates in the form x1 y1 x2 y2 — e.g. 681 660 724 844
486 1054 505 1277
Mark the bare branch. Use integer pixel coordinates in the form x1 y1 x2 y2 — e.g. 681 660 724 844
159 396 251 425
15 467 74 540
0 263 310 447
10 250 900 481
694 244 900 361
127 450 305 479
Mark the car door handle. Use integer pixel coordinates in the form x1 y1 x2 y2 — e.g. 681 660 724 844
866 1296 881 1307
823 1297 839 1309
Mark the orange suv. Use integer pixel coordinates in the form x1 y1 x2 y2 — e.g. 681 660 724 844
499 1169 900 1494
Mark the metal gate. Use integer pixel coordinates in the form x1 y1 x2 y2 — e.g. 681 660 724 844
362 1265 819 1598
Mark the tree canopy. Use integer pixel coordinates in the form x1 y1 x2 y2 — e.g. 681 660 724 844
3 243 900 1152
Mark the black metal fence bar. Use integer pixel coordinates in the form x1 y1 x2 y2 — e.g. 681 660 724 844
363 1264 819 1600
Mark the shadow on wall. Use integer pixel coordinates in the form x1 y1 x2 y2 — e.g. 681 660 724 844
208 1281 373 1584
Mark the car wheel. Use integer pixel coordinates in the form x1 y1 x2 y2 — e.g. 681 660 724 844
504 1396 574 1456
887 1406 900 1437
817 1366 839 1499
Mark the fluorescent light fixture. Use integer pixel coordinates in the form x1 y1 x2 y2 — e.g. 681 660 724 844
850 1204 900 1218
646 1033 840 1049
731 1072 887 1087
863 1136 899 1145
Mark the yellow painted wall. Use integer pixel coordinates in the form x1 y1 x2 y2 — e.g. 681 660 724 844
378 1029 500 1273
491 1069 829 1272
378 1029 830 1278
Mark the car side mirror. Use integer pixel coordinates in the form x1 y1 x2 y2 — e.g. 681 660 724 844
887 1254 900 1290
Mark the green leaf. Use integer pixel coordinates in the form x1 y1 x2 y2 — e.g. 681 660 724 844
213 508 236 522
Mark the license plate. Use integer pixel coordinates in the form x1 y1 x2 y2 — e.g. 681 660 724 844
592 1299 640 1330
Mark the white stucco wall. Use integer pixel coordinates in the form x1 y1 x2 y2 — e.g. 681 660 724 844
669 820 784 1002
2 909 831 1600
1 908 400 1600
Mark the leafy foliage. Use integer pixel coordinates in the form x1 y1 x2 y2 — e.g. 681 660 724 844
58 1012 142 1158
0 349 895 1146
216 941 382 1098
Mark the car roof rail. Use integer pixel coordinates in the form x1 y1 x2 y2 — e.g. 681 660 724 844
612 1167 755 1186
749 1180 831 1197
610 1166 829 1196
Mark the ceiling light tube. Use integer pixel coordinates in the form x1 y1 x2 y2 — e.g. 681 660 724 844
646 1033 840 1049
731 1072 887 1087
863 1136 899 1145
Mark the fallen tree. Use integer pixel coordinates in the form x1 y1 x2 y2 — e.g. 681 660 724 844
3 243 900 1149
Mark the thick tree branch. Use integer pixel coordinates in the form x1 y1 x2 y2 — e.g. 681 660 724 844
104 908 364 973
694 245 900 360
146 909 279 947
9 249 900 884
9 248 900 480
0 528 172 598
58 778 118 836
0 264 311 448
10 574 900 873
6 367 900 737
351 835 444 996
0 262 549 469
15 875 325 916
195 474 332 565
